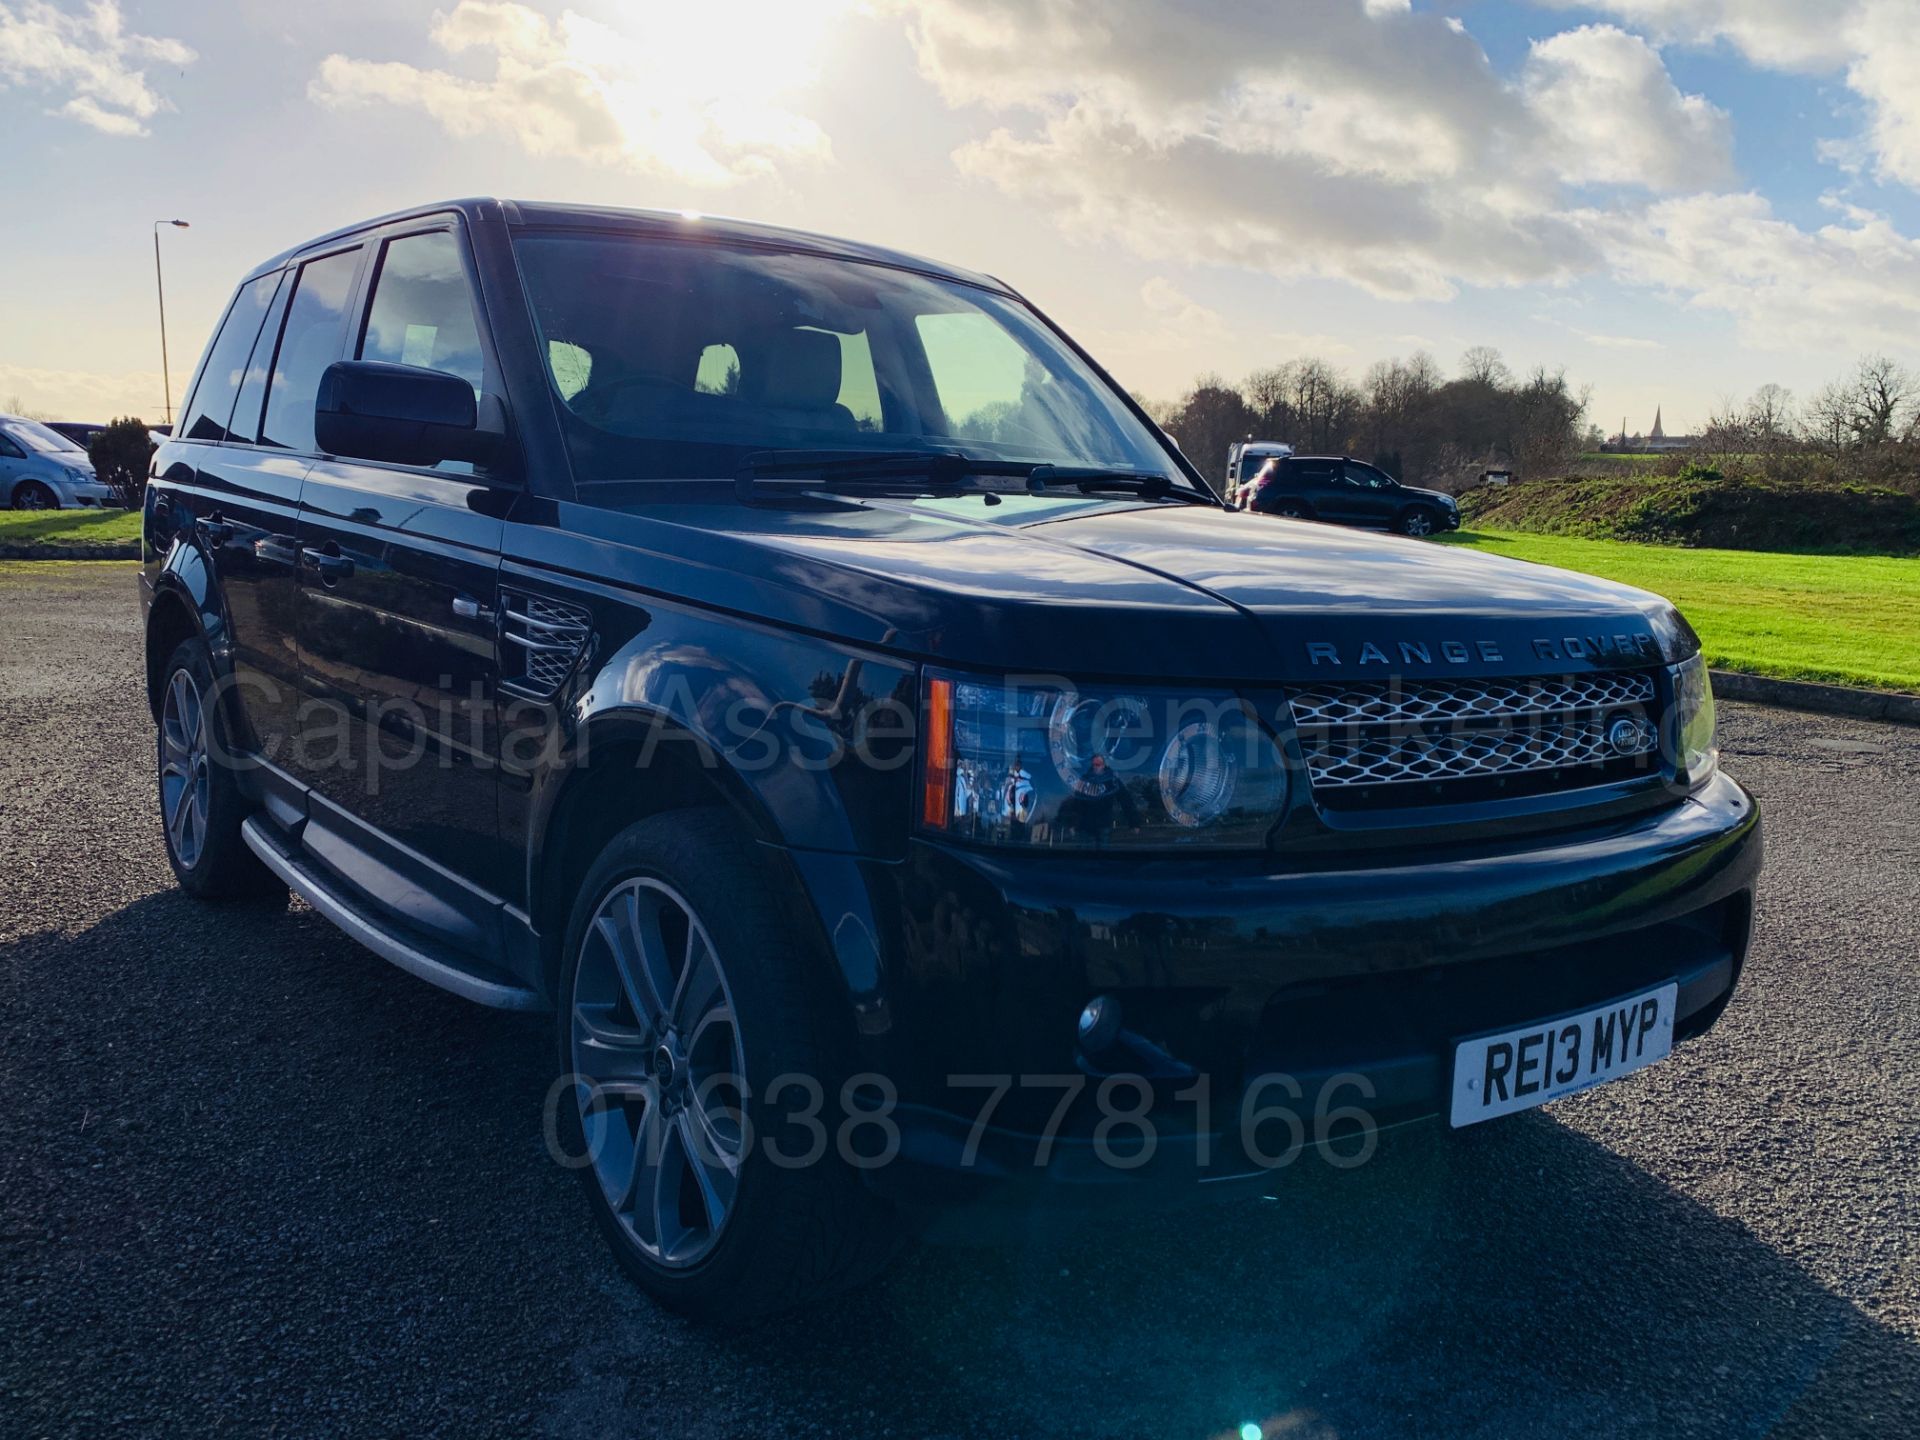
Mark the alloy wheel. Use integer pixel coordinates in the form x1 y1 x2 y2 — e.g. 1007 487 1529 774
1403 511 1434 536
13 484 54 511
160 667 211 869
571 877 746 1269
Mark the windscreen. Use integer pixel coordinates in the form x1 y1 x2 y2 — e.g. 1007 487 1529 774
512 232 1182 487
8 420 85 455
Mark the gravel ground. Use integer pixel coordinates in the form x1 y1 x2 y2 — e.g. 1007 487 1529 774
3 561 1917 1439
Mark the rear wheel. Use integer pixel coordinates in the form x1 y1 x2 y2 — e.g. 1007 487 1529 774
556 809 902 1320
1398 506 1439 537
155 637 285 900
1273 502 1306 519
10 480 57 510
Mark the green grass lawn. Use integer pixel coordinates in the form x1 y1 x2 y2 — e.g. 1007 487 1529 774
0 507 141 547
1440 529 1920 692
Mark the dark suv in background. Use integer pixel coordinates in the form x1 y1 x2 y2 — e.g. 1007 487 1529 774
1246 453 1460 535
141 199 1758 1322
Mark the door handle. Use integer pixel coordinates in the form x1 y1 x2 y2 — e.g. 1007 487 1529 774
301 545 354 583
452 594 496 625
198 513 234 547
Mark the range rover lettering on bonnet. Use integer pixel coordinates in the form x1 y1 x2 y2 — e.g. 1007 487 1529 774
1305 633 1659 666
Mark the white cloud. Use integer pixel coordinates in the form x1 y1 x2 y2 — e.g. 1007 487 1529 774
1520 26 1731 190
1578 332 1665 351
1843 3 1920 190
310 0 852 186
1594 192 1920 352
1534 0 1920 192
1139 277 1228 340
1526 1 1848 70
899 0 1734 305
0 0 193 136
891 0 1920 360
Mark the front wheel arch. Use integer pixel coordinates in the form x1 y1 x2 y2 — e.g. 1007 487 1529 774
527 716 786 990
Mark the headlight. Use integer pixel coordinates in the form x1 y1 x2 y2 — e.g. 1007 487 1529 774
920 670 1289 850
1670 654 1717 786
65 466 92 484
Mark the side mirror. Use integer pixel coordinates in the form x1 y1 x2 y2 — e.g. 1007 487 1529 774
314 360 503 469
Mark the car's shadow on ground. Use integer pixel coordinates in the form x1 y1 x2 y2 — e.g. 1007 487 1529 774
11 888 1916 1438
723 1099 1917 1439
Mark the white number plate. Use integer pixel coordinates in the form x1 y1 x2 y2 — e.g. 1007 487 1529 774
1450 982 1678 1128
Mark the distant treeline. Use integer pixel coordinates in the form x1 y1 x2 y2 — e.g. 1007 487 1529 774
1142 350 1920 495
1140 347 1586 491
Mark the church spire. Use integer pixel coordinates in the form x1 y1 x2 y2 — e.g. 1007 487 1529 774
1650 407 1665 440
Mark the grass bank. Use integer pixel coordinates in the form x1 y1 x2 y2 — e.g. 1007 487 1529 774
0 507 141 551
1439 530 1920 692
1459 473 1920 555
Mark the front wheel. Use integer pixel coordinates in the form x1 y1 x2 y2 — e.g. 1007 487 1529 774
10 480 58 510
555 809 902 1320
1398 506 1439 537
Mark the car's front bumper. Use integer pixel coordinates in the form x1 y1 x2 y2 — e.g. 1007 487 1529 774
825 771 1761 1206
56 480 118 508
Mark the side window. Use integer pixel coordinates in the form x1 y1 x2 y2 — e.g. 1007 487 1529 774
549 341 592 400
916 310 1040 441
695 343 740 395
0 430 23 459
1344 462 1389 489
805 327 882 431
260 248 362 454
176 270 283 444
358 230 486 395
228 272 295 445
1293 461 1336 488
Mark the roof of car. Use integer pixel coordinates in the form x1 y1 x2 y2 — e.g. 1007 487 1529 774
244 197 1011 295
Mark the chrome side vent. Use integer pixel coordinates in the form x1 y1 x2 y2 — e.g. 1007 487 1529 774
500 588 592 698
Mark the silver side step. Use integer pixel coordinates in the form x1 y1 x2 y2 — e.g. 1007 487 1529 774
243 817 544 1011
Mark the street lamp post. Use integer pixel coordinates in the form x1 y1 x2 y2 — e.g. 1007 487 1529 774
153 219 189 427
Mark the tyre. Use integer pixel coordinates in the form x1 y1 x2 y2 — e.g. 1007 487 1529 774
1398 506 1439 537
155 637 286 901
555 809 902 1321
1274 502 1306 519
10 480 58 511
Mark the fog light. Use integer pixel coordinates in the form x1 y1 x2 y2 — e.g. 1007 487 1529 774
1077 994 1122 1051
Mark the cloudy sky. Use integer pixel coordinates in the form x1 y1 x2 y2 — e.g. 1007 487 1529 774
6 0 1920 439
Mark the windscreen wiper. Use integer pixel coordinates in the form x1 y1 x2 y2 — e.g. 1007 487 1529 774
736 449 1211 504
735 448 1027 501
1023 465 1210 501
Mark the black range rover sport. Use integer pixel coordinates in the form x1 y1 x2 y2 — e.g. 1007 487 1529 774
142 199 1761 1321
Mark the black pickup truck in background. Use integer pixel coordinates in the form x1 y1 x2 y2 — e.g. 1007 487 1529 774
1243 452 1462 535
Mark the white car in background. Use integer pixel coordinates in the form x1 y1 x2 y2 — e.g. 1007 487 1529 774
0 416 119 509
1225 440 1292 507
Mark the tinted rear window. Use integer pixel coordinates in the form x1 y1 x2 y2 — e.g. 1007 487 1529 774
177 271 284 444
260 249 362 454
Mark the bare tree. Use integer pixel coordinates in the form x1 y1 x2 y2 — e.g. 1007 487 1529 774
1803 381 1854 455
1459 346 1511 388
1162 374 1259 480
1849 355 1911 448
1745 384 1795 443
1241 366 1291 431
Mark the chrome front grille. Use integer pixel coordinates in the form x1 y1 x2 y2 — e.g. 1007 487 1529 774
1287 671 1659 796
501 589 593 698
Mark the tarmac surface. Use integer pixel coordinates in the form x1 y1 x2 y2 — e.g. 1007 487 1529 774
3 560 1916 1438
